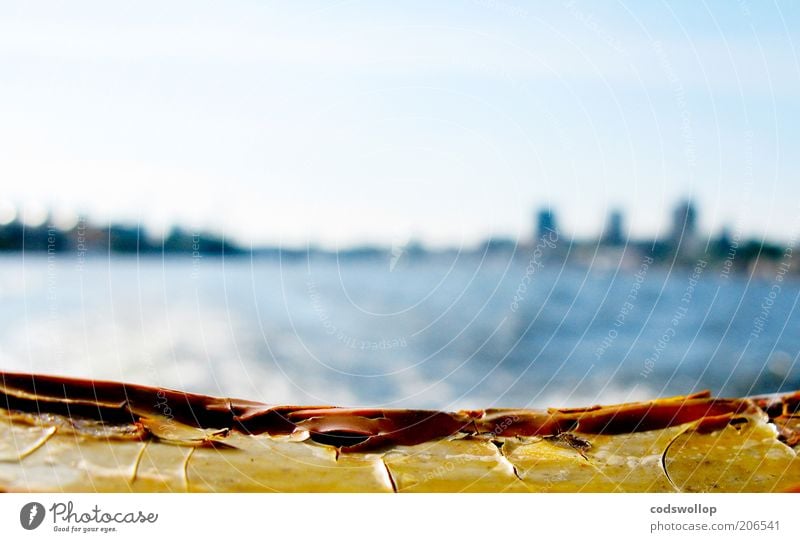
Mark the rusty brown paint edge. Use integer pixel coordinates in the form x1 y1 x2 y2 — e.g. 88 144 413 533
1 371 798 452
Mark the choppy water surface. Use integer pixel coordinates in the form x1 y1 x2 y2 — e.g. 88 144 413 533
1 253 798 409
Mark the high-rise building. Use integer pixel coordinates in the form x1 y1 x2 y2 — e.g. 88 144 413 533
602 209 625 245
535 208 557 239
671 200 698 244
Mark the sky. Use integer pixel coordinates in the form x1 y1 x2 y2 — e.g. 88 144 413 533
0 1 799 248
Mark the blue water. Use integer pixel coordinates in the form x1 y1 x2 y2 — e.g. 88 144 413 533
1 253 798 409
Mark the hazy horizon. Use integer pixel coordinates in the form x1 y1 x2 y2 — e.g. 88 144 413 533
2 1 799 247
0 197 790 251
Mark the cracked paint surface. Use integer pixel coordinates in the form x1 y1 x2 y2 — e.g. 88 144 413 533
1 371 799 492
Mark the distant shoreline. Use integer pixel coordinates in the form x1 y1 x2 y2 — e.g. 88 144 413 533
1 240 795 278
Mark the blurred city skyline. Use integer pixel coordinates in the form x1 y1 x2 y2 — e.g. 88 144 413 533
0 196 727 246
0 192 798 251
1 1 799 246
1 197 794 273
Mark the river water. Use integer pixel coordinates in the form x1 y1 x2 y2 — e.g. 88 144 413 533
1 253 797 409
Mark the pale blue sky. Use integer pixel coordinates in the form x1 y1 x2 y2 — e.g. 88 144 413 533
1 1 798 247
